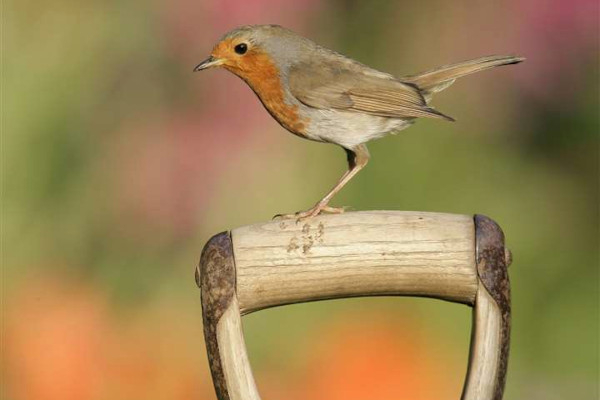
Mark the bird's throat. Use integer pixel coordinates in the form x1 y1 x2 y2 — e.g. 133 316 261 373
227 53 307 135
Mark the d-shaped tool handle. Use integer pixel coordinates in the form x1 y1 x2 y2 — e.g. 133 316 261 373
197 211 511 400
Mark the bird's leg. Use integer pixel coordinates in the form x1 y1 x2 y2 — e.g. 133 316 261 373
276 144 370 221
310 144 370 214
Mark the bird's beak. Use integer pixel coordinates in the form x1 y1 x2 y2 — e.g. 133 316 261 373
193 56 224 71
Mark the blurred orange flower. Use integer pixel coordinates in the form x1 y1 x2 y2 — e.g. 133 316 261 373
4 275 211 400
255 311 464 400
5 277 110 400
303 313 461 400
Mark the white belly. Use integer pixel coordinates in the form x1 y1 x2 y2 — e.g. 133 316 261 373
303 109 412 149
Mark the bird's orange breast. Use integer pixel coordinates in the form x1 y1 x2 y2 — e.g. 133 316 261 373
222 49 306 135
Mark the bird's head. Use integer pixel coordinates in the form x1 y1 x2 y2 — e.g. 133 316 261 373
194 25 310 78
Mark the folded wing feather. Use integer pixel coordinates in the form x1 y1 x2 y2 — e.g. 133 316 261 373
289 62 454 121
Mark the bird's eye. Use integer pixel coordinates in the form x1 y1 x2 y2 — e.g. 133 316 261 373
234 43 248 55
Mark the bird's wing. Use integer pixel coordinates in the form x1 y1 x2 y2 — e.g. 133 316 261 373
288 62 454 121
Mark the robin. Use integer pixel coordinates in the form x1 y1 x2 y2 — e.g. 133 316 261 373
194 24 523 219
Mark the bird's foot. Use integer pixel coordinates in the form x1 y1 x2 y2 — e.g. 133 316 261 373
273 204 346 222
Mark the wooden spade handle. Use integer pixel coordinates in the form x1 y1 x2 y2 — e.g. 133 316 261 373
196 211 512 400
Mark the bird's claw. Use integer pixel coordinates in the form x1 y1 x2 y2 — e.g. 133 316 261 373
273 204 347 223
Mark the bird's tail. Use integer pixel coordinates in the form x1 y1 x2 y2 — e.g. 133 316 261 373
403 55 524 101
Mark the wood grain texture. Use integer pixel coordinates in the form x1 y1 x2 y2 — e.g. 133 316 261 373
216 296 261 400
198 212 512 400
231 211 478 315
461 282 502 400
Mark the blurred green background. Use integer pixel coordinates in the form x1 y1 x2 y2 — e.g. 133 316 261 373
3 1 598 399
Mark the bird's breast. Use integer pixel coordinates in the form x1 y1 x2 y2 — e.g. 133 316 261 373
227 53 307 136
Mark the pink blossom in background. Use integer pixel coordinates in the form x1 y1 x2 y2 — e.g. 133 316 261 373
160 0 321 61
107 0 323 236
108 99 266 236
511 0 599 102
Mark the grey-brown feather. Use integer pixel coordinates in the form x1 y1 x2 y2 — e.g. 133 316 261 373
288 62 454 121
402 55 525 101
